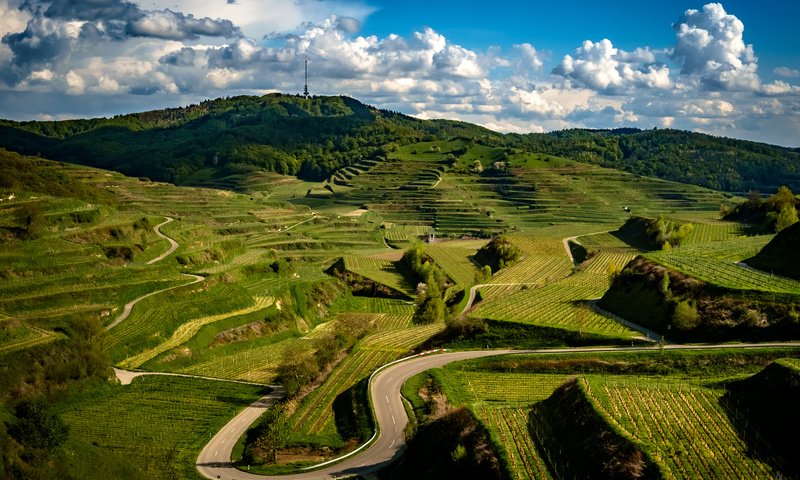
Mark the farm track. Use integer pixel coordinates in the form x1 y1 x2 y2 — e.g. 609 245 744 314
105 217 205 331
196 342 800 480
147 217 179 264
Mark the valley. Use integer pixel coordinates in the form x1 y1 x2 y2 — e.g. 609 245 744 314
1 95 799 480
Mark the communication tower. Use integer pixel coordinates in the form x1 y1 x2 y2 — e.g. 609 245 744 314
303 55 309 98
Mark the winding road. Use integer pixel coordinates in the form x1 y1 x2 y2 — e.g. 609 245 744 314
106 216 204 331
147 217 180 264
195 342 800 480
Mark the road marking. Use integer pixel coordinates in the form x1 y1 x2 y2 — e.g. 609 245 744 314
390 439 395 448
391 414 395 425
385 395 389 404
220 439 226 445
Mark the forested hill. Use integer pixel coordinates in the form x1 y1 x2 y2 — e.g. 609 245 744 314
508 128 800 192
0 94 499 184
0 93 798 192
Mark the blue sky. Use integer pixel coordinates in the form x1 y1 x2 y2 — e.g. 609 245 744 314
0 0 798 146
364 0 799 80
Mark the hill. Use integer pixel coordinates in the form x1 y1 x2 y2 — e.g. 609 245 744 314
746 222 800 279
1 94 799 193
0 94 499 185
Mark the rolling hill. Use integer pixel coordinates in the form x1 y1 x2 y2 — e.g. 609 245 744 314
1 94 799 193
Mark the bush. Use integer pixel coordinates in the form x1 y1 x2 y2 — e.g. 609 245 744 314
672 301 700 331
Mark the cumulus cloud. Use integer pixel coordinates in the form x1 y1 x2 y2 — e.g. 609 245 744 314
671 2 760 91
553 39 670 91
1 0 240 84
0 1 798 146
774 66 800 79
127 10 240 40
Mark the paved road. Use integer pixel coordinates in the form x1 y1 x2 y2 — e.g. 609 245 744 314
196 342 800 480
147 216 180 264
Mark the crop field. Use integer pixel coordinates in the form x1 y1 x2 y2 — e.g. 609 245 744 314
343 255 412 294
478 406 553 480
670 235 773 261
584 376 775 479
680 221 745 245
424 243 481 286
55 375 268 480
359 323 444 351
475 279 639 339
290 348 397 435
646 252 800 294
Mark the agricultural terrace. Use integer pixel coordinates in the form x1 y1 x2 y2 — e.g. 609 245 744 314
584 376 775 478
54 375 269 480
427 349 799 480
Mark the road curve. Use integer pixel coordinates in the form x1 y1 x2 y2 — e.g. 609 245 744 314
197 342 800 480
147 216 180 264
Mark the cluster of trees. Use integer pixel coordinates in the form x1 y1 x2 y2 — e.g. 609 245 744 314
723 186 799 232
401 243 451 324
275 314 370 397
645 215 694 250
473 235 521 273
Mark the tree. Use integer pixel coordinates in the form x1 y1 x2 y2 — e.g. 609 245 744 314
248 404 291 464
775 205 798 232
8 400 69 451
672 301 700 331
15 202 45 240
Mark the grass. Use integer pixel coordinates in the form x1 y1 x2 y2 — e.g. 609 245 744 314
585 376 774 478
54 375 269 480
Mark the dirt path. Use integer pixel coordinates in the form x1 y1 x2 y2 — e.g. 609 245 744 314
561 230 610 264
461 282 540 314
147 217 179 264
113 367 272 387
106 217 205 331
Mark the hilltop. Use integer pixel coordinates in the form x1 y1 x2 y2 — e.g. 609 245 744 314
1 94 799 192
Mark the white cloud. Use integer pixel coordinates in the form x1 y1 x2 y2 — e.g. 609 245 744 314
774 67 800 79
554 39 670 91
671 3 760 91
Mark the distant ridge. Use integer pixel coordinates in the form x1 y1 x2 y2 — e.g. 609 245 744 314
1 93 798 192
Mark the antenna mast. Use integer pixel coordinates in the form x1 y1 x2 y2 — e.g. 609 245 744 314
303 55 309 98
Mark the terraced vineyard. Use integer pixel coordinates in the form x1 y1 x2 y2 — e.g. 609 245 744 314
2 130 798 480
55 375 269 480
343 255 412 294
476 278 639 339
478 405 553 480
647 252 800 294
585 376 775 479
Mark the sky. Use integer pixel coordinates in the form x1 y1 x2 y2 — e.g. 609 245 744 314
0 1 798 146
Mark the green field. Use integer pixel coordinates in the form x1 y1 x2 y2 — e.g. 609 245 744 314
54 375 268 480
1 131 798 480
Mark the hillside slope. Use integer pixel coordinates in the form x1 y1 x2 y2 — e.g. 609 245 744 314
746 222 800 279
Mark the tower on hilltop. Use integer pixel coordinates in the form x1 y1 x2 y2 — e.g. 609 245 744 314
303 55 309 98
